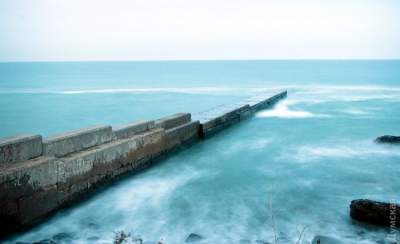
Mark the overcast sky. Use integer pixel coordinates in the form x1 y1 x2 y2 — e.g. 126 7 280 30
0 0 399 61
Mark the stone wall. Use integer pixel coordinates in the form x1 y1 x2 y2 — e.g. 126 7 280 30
0 90 286 238
194 90 287 138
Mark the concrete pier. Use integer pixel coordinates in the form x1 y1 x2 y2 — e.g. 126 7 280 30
0 90 286 238
194 91 287 138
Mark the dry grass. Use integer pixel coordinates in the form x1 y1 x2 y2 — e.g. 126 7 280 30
267 197 308 244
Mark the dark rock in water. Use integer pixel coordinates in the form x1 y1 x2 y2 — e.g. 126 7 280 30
277 235 291 243
375 240 387 244
87 222 98 228
255 240 271 244
185 233 203 242
350 199 400 227
15 242 30 244
375 239 398 244
239 239 251 243
33 239 57 244
312 235 344 244
356 230 366 236
87 236 100 241
52 232 74 241
375 135 400 144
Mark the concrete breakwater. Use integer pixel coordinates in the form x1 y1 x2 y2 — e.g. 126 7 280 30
0 90 287 238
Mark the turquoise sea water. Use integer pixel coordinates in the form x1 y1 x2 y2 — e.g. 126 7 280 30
1 61 400 243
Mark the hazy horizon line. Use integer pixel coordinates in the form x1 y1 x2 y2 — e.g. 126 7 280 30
1 58 400 63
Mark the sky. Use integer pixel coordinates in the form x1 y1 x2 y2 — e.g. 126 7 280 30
0 0 399 61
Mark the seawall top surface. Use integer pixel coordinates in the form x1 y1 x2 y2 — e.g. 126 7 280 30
154 113 191 130
42 125 112 142
113 120 155 140
0 135 43 164
42 125 113 157
193 90 287 123
0 135 41 146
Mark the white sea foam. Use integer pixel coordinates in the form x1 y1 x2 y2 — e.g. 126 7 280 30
0 87 280 97
1 84 399 101
341 108 369 115
221 138 273 155
114 168 200 211
290 84 400 103
58 87 244 95
256 100 322 119
289 143 400 162
249 138 273 150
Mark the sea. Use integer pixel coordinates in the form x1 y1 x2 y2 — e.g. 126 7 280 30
1 60 399 243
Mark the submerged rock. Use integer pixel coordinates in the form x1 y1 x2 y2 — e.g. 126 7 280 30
87 236 100 241
350 199 400 227
87 222 98 229
33 239 57 244
375 135 400 144
255 240 271 244
239 239 252 243
312 235 344 244
52 232 74 241
185 233 203 242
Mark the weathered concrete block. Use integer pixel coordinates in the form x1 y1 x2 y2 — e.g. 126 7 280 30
112 120 155 140
231 104 252 120
197 104 250 138
0 184 60 234
0 135 42 164
18 185 59 224
239 105 254 119
155 113 191 130
250 90 287 111
0 128 168 231
57 128 166 186
165 121 200 150
42 125 112 157
0 156 58 202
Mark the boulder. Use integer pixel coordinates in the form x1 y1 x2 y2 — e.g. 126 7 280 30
350 199 400 227
87 222 98 229
33 240 56 244
375 135 400 144
52 232 74 241
255 240 271 244
86 236 100 241
312 235 344 244
185 233 203 242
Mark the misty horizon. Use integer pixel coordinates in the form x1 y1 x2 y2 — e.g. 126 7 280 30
1 0 400 61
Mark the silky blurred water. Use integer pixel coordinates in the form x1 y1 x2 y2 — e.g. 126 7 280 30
1 61 400 243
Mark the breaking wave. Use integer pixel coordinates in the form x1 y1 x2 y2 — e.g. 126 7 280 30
256 100 323 119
